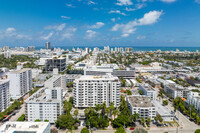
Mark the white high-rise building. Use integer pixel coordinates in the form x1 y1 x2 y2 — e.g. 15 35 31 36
0 79 10 112
73 74 120 108
25 87 63 123
7 65 32 99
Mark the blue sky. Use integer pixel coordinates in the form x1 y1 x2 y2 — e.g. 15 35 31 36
0 0 200 47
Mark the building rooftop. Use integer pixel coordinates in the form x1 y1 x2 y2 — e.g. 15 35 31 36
75 74 119 81
0 79 9 84
140 83 156 92
127 95 154 108
0 122 50 133
25 87 60 103
9 68 31 74
153 100 174 116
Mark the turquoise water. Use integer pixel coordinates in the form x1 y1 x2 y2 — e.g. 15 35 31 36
36 46 200 52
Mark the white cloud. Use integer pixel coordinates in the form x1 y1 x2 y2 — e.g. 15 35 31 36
125 3 146 11
61 27 77 40
195 0 200 4
45 23 66 31
112 10 163 37
116 0 133 6
88 1 96 5
160 0 176 3
41 32 53 40
111 18 116 22
109 10 127 16
137 35 146 39
61 16 71 19
6 27 16 33
88 22 105 29
66 3 76 8
85 30 96 39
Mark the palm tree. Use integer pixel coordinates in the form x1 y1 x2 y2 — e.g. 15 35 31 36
109 102 115 117
74 109 79 119
140 117 145 127
146 117 151 126
112 109 120 120
132 112 140 122
101 102 107 117
105 108 110 118
95 104 101 113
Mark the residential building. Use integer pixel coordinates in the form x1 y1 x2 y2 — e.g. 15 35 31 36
25 87 63 123
164 84 189 99
152 100 174 121
0 79 10 112
45 42 51 50
186 91 200 112
7 65 32 99
44 57 66 72
73 74 120 108
45 72 66 89
139 83 156 100
125 47 133 53
0 122 50 133
127 95 156 119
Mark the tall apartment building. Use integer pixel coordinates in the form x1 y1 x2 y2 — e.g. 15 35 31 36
139 83 156 100
164 84 189 99
44 57 66 72
127 95 156 119
73 74 120 108
25 87 63 123
45 42 51 50
7 65 32 99
125 47 133 53
0 79 10 112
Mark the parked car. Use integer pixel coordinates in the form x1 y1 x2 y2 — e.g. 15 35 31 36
130 127 135 130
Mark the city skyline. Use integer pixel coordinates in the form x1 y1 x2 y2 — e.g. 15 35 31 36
0 0 200 47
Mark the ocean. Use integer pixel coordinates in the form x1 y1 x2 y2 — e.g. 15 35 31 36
36 46 200 52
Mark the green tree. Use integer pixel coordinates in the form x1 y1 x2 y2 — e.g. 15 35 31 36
63 100 73 114
17 114 25 121
81 128 89 133
162 100 168 106
74 109 79 119
95 104 101 112
195 129 200 133
112 109 120 120
115 127 126 133
138 90 143 95
44 120 49 122
140 118 145 126
55 114 75 129
126 89 132 95
35 119 41 122
146 117 151 126
132 112 140 122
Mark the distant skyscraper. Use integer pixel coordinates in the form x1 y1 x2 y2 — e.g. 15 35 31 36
45 42 51 50
27 46 35 52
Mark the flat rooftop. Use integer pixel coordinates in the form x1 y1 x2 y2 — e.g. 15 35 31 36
0 122 50 133
25 87 60 103
75 74 119 81
0 79 9 84
127 95 154 108
140 83 156 91
153 100 174 116
9 68 31 74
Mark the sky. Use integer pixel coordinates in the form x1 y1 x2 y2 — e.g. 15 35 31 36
0 0 200 47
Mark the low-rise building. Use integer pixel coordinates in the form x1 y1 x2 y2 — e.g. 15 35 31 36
25 87 63 123
164 84 189 99
139 83 156 100
186 91 200 112
0 122 50 133
127 95 156 119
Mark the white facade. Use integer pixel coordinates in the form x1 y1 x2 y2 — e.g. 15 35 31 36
45 74 66 90
7 67 32 99
0 79 10 112
164 84 189 99
73 74 120 108
127 95 156 119
0 122 50 133
139 83 156 100
186 91 200 112
25 87 63 123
